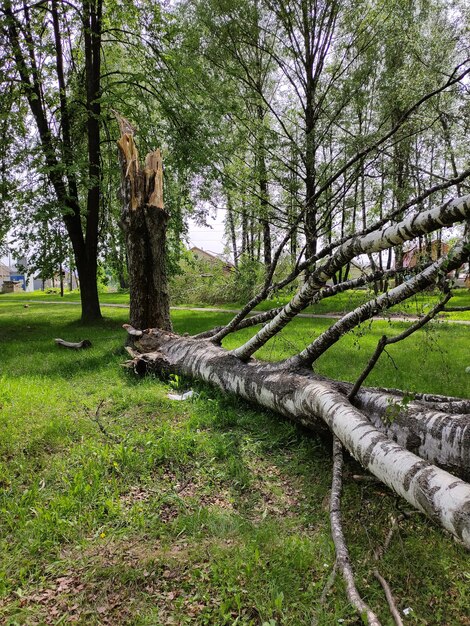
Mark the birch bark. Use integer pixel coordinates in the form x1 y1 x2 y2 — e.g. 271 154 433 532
126 329 470 548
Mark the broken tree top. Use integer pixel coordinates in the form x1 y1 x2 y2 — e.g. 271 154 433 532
117 132 164 211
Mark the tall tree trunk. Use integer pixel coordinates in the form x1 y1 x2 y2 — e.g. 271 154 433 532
4 0 103 322
63 214 102 320
81 0 103 321
256 107 271 268
226 191 238 269
118 132 172 331
288 144 299 268
241 202 248 257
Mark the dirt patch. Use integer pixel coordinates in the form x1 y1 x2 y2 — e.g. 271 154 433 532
247 457 305 520
5 568 140 625
3 535 234 625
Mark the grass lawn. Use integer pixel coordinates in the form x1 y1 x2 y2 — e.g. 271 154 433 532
2 286 469 321
0 301 469 625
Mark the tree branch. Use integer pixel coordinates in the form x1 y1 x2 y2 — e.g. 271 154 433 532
288 244 465 369
231 195 470 362
330 437 382 625
348 293 452 400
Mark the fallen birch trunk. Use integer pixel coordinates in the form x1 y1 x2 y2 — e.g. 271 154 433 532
126 327 470 549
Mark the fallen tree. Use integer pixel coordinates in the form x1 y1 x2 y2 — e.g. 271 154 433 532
118 122 470 621
124 194 470 491
124 196 469 621
125 323 470 548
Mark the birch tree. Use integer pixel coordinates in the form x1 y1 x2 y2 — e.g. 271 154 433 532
124 189 470 626
114 4 470 623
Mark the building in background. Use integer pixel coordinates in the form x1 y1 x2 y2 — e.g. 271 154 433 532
402 240 450 269
0 257 79 293
189 247 235 276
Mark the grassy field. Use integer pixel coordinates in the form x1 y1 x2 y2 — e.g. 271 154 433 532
0 301 469 625
2 286 469 321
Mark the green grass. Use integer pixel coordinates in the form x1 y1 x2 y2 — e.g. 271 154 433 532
0 302 469 624
2 285 469 321
253 287 470 320
0 289 130 305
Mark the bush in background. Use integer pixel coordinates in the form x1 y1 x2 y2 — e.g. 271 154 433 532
170 252 299 306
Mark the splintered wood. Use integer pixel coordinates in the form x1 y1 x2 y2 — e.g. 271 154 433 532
117 119 172 332
117 129 163 211
145 149 164 209
117 133 141 210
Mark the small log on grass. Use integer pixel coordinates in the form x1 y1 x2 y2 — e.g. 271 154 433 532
54 338 92 350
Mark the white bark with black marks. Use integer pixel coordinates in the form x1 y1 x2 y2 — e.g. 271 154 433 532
126 328 470 548
232 195 470 361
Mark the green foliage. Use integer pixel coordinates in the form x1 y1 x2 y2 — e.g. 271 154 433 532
384 393 415 425
170 254 266 305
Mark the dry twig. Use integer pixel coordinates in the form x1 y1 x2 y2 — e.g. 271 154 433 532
85 400 122 443
330 436 382 625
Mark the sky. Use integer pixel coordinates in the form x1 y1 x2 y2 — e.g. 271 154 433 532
186 208 227 256
1 211 228 269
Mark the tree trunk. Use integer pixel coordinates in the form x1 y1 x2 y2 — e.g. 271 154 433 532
226 191 238 269
4 0 103 323
65 224 102 321
118 132 172 332
126 328 470 549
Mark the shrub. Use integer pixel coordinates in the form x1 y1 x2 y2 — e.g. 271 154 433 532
170 252 299 306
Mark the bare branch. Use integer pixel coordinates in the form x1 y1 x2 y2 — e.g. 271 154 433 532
348 293 452 400
84 400 122 443
288 245 464 369
231 195 470 362
330 437 382 625
373 570 404 626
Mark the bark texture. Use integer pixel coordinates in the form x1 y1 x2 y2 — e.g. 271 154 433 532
118 133 172 332
126 328 470 548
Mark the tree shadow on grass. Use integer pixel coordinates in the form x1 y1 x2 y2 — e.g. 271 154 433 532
0 306 129 380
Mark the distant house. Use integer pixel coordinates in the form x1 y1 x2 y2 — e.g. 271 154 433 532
189 247 235 275
402 240 449 269
0 259 78 293
401 240 470 286
0 262 9 289
2 280 23 293
1 262 22 293
0 261 27 292
32 270 78 291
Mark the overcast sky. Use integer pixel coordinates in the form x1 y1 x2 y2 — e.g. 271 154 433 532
1 210 228 269
187 208 227 255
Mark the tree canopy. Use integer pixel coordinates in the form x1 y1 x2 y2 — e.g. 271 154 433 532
1 0 469 310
